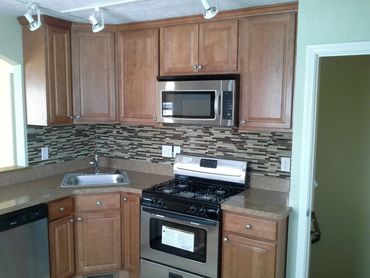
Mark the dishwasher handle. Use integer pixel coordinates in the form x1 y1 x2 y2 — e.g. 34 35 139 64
0 203 48 232
311 211 321 244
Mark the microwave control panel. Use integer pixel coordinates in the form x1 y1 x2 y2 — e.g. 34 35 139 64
222 91 233 120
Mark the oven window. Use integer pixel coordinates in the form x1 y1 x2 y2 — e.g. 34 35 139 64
149 218 207 263
162 91 215 118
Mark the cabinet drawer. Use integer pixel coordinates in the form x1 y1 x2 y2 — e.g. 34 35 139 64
48 197 74 221
223 212 277 241
75 193 121 211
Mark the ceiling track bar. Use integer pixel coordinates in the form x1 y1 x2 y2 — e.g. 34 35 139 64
60 0 148 13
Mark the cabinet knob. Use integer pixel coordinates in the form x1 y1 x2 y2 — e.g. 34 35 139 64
96 201 103 207
240 120 247 126
76 217 83 221
68 115 73 119
192 64 198 70
123 197 127 202
75 115 81 120
223 236 229 242
245 224 252 230
69 218 74 223
59 207 64 212
197 64 203 70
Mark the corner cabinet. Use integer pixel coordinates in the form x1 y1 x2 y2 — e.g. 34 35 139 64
221 211 288 278
48 197 75 278
20 16 73 126
71 30 117 123
116 28 159 125
160 19 238 75
238 12 295 130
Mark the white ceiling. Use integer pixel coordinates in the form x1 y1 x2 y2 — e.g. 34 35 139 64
0 0 294 24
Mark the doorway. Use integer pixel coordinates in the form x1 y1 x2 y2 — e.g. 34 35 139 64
309 55 370 277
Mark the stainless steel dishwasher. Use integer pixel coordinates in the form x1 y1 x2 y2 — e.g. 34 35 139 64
0 204 50 278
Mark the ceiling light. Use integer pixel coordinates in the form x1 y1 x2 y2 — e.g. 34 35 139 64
200 0 218 19
89 7 104 33
24 3 42 31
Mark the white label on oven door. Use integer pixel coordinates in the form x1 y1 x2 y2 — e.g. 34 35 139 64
162 109 173 116
161 225 195 252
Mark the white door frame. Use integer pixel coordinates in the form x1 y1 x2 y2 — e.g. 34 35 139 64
294 41 370 278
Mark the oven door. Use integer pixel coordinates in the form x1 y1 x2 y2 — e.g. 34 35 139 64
140 206 220 278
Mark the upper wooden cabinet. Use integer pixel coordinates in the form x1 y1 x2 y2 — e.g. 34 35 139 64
20 16 73 126
238 12 295 130
116 28 158 124
71 30 117 123
160 19 238 75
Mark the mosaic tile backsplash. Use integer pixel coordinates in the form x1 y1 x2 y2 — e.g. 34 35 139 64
27 124 292 178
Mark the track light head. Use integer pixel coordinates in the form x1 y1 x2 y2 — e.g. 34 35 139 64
24 3 42 31
200 0 218 19
89 7 104 33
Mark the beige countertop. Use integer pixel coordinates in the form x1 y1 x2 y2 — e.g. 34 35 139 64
222 188 291 220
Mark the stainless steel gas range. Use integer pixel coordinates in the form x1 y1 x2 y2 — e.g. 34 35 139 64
140 154 248 278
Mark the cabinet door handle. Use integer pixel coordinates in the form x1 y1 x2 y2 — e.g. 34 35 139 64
197 64 203 70
223 236 229 242
240 120 247 126
76 217 83 221
75 115 81 120
192 64 198 70
96 201 103 207
123 197 127 202
59 207 64 212
69 218 74 223
245 224 252 230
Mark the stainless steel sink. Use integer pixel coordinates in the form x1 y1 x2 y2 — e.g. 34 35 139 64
60 172 130 187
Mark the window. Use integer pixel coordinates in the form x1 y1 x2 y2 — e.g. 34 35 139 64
0 57 27 170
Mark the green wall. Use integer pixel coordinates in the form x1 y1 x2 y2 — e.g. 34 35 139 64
289 0 370 277
309 55 370 278
0 13 23 64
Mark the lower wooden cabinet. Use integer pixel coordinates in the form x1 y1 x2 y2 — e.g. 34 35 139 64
222 211 288 278
48 197 75 278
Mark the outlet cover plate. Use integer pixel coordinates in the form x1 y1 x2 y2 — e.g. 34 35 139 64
162 145 172 158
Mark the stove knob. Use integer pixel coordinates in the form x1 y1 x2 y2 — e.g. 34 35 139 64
157 199 164 208
199 207 206 216
189 205 197 214
150 199 157 206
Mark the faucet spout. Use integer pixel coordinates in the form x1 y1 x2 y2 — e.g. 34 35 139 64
89 154 100 174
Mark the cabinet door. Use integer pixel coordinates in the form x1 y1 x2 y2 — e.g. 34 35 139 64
122 193 140 277
49 216 75 278
46 25 73 125
75 211 121 274
222 234 276 278
72 31 116 123
117 28 158 124
239 13 295 129
199 20 238 73
160 24 199 75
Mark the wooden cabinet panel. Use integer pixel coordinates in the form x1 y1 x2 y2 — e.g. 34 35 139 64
199 20 238 72
75 211 121 274
160 24 198 75
75 193 121 211
117 28 158 124
49 215 75 278
239 13 295 129
49 197 74 222
222 233 276 278
122 193 140 276
72 31 116 123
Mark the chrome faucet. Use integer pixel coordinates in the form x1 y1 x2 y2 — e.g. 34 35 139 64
89 154 100 174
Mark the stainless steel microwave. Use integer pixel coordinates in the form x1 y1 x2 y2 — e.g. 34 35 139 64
157 76 238 127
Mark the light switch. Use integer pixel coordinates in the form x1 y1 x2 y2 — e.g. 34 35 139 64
41 147 49 160
173 146 181 158
162 145 172 158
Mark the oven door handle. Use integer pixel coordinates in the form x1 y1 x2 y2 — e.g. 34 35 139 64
142 207 218 227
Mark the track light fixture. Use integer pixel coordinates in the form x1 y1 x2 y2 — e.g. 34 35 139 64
89 7 104 33
200 0 218 19
24 3 42 31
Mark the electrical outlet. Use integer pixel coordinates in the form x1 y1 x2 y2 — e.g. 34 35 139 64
41 147 49 160
173 146 181 158
280 157 291 172
162 145 172 158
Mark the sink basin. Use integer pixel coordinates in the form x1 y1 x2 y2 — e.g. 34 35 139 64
60 172 130 187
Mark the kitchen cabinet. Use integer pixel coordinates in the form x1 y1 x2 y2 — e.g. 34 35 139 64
160 19 238 75
117 28 158 125
48 197 75 278
221 211 287 278
71 30 117 123
122 193 141 278
75 193 121 275
238 12 295 130
20 16 73 126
